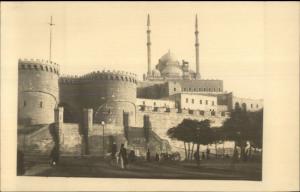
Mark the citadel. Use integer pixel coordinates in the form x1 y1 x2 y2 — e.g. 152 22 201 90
18 15 263 157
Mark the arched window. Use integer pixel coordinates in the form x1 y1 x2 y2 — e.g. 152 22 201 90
211 110 215 116
235 102 240 110
242 103 247 111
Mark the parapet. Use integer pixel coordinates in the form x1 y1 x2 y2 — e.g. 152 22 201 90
59 70 138 84
18 58 60 75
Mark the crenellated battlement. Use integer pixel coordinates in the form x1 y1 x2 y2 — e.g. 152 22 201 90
18 58 60 75
59 70 138 84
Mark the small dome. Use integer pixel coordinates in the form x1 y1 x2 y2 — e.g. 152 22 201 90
152 69 161 77
161 65 183 77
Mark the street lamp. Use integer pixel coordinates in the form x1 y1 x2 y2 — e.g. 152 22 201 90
101 121 105 158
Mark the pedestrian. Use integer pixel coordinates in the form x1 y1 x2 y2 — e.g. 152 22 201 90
146 148 151 162
194 151 200 167
119 144 128 169
111 142 117 166
155 152 160 162
202 152 205 160
50 145 59 166
128 150 135 163
206 148 210 160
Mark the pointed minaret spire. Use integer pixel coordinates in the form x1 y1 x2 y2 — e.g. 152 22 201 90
48 16 55 62
195 14 201 79
147 14 152 76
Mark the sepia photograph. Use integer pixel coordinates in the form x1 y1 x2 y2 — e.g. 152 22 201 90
1 1 299 191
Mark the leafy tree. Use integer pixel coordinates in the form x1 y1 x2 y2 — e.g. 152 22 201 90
221 106 263 161
167 119 197 160
167 119 213 163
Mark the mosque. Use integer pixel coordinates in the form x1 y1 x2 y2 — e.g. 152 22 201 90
17 15 263 157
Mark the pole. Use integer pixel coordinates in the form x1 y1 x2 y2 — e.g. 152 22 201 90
102 123 105 157
49 16 55 62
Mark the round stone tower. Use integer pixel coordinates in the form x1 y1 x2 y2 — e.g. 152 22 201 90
80 70 137 126
18 58 60 125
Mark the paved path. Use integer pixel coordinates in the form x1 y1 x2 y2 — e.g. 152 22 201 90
23 157 261 180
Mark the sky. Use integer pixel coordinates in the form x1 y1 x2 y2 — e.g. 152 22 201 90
3 2 266 99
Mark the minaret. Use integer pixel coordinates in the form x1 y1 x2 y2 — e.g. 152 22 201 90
147 14 152 76
48 16 55 62
195 14 201 79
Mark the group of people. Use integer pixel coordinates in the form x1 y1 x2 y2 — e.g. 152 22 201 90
110 143 129 169
110 143 181 170
193 148 211 162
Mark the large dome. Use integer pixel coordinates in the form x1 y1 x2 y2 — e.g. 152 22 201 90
161 65 183 77
159 50 179 64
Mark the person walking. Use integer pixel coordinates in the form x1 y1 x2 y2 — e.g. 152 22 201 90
146 148 151 162
111 142 117 166
194 151 200 167
155 152 160 162
119 144 128 169
128 150 136 163
50 145 59 166
206 148 210 160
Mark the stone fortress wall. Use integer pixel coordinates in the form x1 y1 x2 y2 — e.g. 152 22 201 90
59 70 137 126
18 59 60 125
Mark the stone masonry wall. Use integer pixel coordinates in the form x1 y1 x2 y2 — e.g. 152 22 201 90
135 109 228 153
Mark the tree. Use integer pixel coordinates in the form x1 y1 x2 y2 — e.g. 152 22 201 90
167 119 198 160
193 119 212 166
167 119 214 163
221 106 263 162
